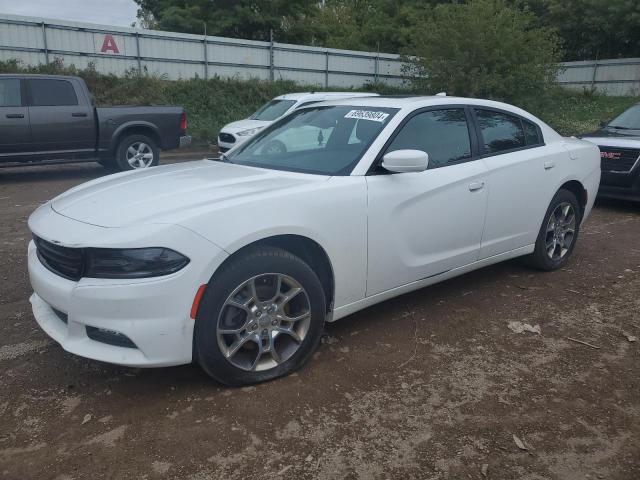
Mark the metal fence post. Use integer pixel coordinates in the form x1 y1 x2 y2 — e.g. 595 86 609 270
269 29 275 82
374 55 379 84
591 59 599 91
135 32 142 74
41 21 49 64
325 50 329 88
203 37 208 79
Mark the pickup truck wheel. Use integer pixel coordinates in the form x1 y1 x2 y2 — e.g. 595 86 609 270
115 134 159 171
195 246 326 386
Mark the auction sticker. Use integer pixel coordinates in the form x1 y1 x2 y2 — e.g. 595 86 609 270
344 110 389 122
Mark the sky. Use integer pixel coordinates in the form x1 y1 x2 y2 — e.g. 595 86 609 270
0 0 139 27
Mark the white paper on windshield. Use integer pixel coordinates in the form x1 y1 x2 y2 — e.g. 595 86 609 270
344 110 389 122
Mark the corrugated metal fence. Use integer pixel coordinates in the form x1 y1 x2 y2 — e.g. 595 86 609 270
0 14 405 88
557 58 640 96
1 14 638 95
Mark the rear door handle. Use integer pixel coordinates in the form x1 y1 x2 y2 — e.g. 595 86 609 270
468 181 485 192
72 112 88 117
5 113 24 119
544 161 556 170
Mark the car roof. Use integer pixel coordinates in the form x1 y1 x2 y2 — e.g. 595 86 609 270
310 95 562 140
314 95 536 116
274 92 379 102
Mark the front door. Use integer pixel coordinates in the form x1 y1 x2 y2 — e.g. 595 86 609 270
0 77 31 161
366 107 488 296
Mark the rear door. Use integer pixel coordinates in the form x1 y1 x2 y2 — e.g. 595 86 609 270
0 77 31 159
474 108 559 258
26 78 95 157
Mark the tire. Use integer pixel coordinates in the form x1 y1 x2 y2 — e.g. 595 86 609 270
526 189 581 271
195 246 326 386
262 139 287 155
114 134 159 171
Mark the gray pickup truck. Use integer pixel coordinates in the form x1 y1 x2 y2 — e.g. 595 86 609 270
0 74 191 171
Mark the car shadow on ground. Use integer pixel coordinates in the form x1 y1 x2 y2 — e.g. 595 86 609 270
0 163 105 184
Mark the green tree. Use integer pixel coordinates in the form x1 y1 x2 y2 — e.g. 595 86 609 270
516 0 640 61
406 0 562 103
134 0 316 42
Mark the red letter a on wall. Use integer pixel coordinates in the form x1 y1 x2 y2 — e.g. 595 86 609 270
100 35 120 54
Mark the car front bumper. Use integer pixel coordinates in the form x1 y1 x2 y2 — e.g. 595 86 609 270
27 211 228 368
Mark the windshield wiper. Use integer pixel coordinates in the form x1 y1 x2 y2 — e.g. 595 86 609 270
609 125 633 130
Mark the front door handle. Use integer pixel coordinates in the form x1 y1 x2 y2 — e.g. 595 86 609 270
72 112 88 117
5 113 24 119
544 161 556 170
468 181 485 192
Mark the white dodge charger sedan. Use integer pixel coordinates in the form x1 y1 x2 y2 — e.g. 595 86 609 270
28 96 600 385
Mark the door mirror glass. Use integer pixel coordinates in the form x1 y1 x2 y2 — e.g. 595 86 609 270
381 149 429 173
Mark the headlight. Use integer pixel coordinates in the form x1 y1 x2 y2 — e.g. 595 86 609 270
84 248 189 279
236 127 263 137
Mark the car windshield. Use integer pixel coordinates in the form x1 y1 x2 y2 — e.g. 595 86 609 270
608 104 640 130
227 105 398 175
250 99 297 121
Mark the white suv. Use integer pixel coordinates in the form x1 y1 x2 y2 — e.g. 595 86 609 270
217 92 379 152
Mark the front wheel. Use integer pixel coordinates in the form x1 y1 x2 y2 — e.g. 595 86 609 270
526 189 581 271
194 247 326 386
115 134 159 171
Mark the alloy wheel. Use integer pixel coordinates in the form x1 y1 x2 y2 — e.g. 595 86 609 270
216 273 311 372
126 142 154 168
545 202 576 260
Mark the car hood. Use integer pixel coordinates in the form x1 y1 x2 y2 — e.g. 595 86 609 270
51 160 327 228
581 128 640 143
220 119 272 134
580 134 640 149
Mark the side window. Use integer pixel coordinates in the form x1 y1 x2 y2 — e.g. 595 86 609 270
385 109 472 168
28 79 78 106
475 109 525 154
0 79 22 107
523 119 542 146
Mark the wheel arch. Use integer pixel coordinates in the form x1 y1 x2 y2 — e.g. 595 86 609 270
558 179 588 219
111 122 162 154
213 234 335 315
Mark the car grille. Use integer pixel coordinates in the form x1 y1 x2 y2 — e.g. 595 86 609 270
218 133 236 144
599 147 640 173
34 236 83 281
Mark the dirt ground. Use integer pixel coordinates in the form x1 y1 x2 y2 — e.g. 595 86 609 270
0 158 639 480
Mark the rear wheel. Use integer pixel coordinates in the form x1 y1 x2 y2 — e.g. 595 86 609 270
195 247 326 386
526 189 581 271
115 134 159 171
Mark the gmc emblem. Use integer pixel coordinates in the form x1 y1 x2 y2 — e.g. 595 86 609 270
601 151 621 160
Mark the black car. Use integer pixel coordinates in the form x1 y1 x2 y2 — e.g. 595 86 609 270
581 103 640 201
0 74 191 171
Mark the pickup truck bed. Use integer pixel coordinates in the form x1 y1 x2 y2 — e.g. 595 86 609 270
0 74 191 171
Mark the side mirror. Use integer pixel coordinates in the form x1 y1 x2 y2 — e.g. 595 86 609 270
381 149 429 173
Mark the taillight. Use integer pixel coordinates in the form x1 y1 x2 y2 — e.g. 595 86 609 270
179 112 187 132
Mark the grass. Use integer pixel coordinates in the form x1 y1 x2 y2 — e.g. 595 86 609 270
1 59 637 143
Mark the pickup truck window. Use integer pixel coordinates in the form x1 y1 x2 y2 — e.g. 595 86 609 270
0 79 21 107
28 79 78 107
